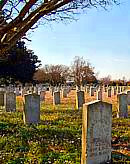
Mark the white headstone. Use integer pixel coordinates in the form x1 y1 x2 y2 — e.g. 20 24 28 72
81 100 112 164
76 90 85 109
53 91 60 105
117 93 128 118
23 94 40 124
107 88 111 97
5 92 16 112
40 91 46 102
90 87 94 96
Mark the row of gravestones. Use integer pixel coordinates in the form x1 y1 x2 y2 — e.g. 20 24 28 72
0 88 129 164
2 84 126 99
0 88 129 123
0 88 130 117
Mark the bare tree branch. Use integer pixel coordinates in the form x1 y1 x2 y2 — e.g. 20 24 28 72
0 0 120 56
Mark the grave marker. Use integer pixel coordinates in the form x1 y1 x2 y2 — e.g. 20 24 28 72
81 100 112 164
76 90 85 109
117 93 128 118
23 94 40 124
53 91 60 105
5 92 16 112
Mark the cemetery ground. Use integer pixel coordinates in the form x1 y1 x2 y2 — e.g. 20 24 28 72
0 90 130 163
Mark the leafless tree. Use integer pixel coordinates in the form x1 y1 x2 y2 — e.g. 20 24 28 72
71 56 97 87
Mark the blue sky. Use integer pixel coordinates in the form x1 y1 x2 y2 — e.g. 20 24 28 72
26 0 130 80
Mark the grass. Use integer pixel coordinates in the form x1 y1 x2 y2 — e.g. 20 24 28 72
0 105 82 164
0 92 129 163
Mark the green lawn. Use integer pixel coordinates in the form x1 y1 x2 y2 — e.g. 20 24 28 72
0 103 129 163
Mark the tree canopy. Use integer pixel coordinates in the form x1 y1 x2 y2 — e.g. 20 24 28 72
0 40 41 85
71 56 97 86
0 0 119 56
33 56 97 86
33 64 69 85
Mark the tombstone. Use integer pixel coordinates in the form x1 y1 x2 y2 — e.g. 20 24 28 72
117 86 121 94
97 90 102 101
40 91 46 102
76 90 85 109
67 86 70 94
5 92 16 112
87 86 90 94
107 88 111 97
33 86 38 94
62 88 68 98
76 85 80 91
127 91 130 105
22 88 27 96
53 91 60 105
121 87 123 92
104 87 107 92
123 86 126 92
15 88 20 96
50 87 54 96
117 93 128 118
23 94 40 124
7 84 15 92
0 91 5 107
113 87 117 95
81 100 112 164
84 86 87 92
90 87 94 96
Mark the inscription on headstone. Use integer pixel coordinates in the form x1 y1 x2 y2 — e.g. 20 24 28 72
81 100 112 164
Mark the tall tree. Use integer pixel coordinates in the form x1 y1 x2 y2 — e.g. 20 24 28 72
44 64 69 85
33 68 48 83
71 56 97 87
0 41 41 85
0 0 119 56
34 64 69 85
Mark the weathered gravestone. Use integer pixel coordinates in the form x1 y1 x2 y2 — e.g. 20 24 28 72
53 91 60 105
107 88 111 97
40 91 46 102
117 86 121 94
113 87 117 96
121 87 123 92
81 100 112 164
97 90 102 101
123 86 126 92
23 94 40 124
50 87 54 96
104 87 107 92
87 86 90 94
5 92 16 112
22 88 27 96
33 86 38 94
62 88 68 98
127 91 130 105
117 93 128 118
15 88 20 96
76 90 85 109
90 87 94 96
